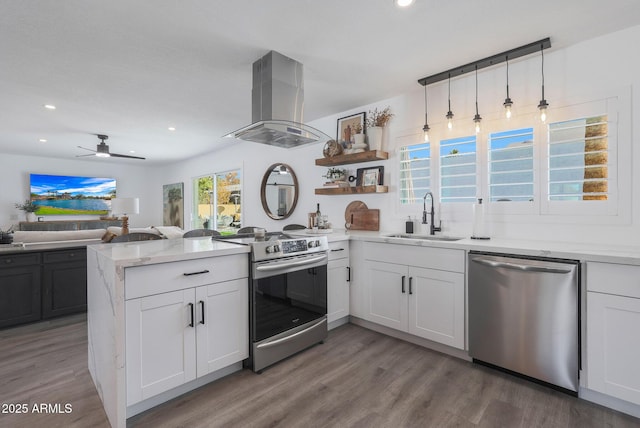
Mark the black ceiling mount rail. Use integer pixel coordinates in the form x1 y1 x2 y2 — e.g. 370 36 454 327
418 38 551 87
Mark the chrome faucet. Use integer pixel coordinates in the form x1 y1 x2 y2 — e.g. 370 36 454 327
422 192 442 235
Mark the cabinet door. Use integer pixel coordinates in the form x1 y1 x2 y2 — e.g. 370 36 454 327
408 266 465 349
364 260 408 331
195 279 248 377
0 265 41 328
126 289 196 405
42 260 87 319
327 258 349 323
587 292 640 405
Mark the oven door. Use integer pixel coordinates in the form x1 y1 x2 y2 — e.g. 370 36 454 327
251 253 328 342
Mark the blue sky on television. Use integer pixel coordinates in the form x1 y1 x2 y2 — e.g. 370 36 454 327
30 174 116 197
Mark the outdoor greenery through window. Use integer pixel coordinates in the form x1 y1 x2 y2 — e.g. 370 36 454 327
488 127 534 202
193 169 242 234
440 135 476 203
399 142 430 204
548 115 608 201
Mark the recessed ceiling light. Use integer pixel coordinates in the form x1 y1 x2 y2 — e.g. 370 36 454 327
168 126 176 131
43 104 56 110
39 139 47 143
394 0 414 7
129 150 136 154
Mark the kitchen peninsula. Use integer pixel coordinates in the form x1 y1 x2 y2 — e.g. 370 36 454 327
86 237 250 428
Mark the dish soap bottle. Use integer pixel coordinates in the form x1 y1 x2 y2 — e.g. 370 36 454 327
405 216 414 234
315 203 322 228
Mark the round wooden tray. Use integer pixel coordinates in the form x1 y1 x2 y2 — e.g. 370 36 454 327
344 200 368 223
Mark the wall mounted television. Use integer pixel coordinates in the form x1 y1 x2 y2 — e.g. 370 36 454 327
29 174 117 216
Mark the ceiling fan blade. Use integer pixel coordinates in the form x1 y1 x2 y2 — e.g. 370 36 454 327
109 152 146 160
77 145 97 153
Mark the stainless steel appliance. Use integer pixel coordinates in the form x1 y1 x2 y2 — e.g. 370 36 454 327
468 252 580 393
216 232 329 372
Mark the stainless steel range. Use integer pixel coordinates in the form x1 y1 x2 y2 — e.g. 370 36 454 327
215 232 329 372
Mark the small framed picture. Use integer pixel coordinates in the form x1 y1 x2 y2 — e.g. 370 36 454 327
356 166 384 187
337 112 366 147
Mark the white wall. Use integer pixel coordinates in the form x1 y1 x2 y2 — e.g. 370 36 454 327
2 24 639 246
0 153 161 230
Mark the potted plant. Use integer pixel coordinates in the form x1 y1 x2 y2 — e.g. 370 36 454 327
323 167 347 182
366 107 394 151
15 199 39 222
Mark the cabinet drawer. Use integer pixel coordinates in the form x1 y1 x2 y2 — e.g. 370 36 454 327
364 242 464 273
328 241 349 261
0 253 40 268
125 254 248 299
43 249 87 264
587 262 640 298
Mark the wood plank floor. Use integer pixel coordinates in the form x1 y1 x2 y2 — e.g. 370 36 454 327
1 315 639 428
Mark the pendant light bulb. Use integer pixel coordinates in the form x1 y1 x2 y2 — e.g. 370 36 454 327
422 84 430 142
538 44 549 123
504 57 513 119
446 74 454 130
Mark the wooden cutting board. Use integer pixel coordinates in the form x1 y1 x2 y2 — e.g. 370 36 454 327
344 201 368 223
348 209 380 231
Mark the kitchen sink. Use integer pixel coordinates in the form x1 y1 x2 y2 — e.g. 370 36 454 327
385 234 464 242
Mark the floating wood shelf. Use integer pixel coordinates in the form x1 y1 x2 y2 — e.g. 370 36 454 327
315 150 388 167
314 185 388 195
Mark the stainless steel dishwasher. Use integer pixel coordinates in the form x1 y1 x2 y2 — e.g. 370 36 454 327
468 252 580 393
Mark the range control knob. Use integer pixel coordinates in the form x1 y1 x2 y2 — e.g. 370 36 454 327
308 240 316 248
273 244 281 253
265 245 276 254
315 240 321 247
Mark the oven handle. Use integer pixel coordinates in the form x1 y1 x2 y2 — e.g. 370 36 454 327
256 318 327 350
255 254 328 272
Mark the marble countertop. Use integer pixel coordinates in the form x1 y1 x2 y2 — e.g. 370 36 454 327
0 239 102 253
87 236 250 268
317 229 640 265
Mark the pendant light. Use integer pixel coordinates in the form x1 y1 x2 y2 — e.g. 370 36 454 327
422 84 430 142
503 57 513 119
537 43 549 122
445 74 454 130
473 65 482 134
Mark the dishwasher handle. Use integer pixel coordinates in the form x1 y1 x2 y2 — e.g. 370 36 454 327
471 258 573 274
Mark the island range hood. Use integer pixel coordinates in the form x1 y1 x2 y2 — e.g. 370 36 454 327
225 51 331 148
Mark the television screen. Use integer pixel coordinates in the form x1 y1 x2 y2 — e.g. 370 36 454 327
29 174 116 215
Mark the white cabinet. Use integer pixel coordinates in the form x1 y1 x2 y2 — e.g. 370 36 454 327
362 242 465 349
587 262 640 405
125 255 248 406
327 241 350 324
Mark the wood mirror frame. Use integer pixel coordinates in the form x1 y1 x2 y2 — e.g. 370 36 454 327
260 163 299 220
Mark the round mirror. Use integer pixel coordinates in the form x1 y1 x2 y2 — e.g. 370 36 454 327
260 163 299 220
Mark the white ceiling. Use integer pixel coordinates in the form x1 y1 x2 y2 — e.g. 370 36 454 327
2 0 639 165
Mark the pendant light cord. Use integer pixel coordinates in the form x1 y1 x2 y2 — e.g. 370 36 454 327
424 84 428 124
448 74 451 112
541 44 545 100
506 57 510 99
475 65 479 115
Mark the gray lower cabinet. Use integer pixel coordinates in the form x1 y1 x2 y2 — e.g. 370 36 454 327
0 253 42 328
42 249 87 319
0 247 88 328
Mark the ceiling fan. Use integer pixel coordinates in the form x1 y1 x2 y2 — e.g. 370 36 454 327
77 134 145 160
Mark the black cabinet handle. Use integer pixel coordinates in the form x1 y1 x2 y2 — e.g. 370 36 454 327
183 270 210 276
409 277 413 295
401 275 406 293
199 300 205 324
188 303 194 327
331 248 345 252
346 266 351 282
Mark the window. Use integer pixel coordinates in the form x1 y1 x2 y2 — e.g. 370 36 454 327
548 116 608 201
399 142 430 204
488 127 534 202
440 135 476 203
192 169 242 232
